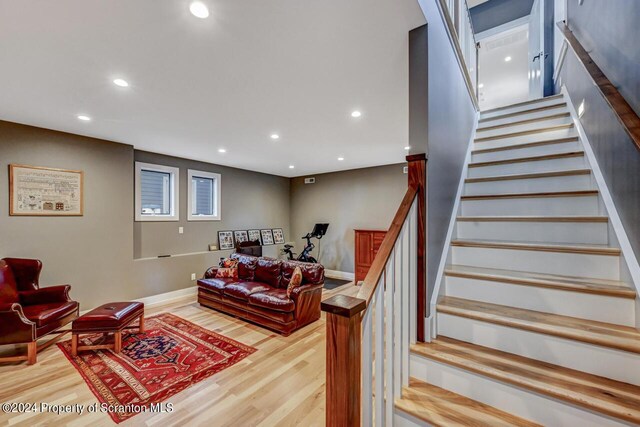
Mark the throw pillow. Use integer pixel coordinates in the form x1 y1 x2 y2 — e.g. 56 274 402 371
287 266 303 298
215 267 238 279
220 257 239 268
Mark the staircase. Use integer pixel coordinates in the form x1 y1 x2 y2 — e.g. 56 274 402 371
395 94 640 426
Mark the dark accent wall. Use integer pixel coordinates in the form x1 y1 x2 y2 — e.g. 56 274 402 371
567 0 640 117
559 52 640 262
470 0 534 33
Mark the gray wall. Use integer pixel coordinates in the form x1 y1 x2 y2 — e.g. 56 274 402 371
567 0 640 116
559 52 640 265
289 165 407 273
470 0 534 33
134 151 290 259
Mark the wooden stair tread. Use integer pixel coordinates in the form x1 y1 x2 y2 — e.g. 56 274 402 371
480 94 564 115
411 337 640 424
395 378 541 427
465 169 590 183
451 239 620 256
469 151 584 168
475 123 575 143
472 136 579 154
479 102 567 123
477 112 571 132
461 189 598 201
445 264 635 299
437 296 640 354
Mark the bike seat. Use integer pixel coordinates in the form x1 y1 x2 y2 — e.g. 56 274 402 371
284 244 293 249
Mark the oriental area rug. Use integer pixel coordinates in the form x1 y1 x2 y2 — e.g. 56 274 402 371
58 313 256 423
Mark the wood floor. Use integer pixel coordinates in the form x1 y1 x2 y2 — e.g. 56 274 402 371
0 283 359 427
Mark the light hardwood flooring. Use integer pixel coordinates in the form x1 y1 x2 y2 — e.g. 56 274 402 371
0 283 359 427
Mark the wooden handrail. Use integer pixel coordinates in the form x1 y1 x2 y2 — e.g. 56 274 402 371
356 185 419 305
558 23 640 151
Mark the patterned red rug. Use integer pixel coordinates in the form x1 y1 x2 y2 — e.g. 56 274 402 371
58 313 256 423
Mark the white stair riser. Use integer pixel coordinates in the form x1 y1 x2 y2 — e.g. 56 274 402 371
474 128 577 150
445 276 634 325
436 313 640 386
468 156 586 178
472 140 582 163
451 246 620 280
476 117 572 139
411 356 630 427
478 107 569 128
461 195 600 216
481 97 566 120
394 410 430 427
456 220 608 245
464 173 593 196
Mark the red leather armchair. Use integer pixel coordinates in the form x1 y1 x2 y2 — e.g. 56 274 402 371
0 258 79 364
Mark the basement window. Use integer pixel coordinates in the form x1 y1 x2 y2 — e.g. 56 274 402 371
187 169 221 221
135 162 180 221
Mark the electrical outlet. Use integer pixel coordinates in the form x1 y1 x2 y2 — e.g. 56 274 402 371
191 273 196 281
179 227 184 234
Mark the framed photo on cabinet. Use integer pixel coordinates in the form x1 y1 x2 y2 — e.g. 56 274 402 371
272 228 285 244
234 230 249 244
260 229 275 245
218 230 235 250
248 229 262 245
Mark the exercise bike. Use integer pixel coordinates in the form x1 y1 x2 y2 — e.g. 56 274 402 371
282 223 329 263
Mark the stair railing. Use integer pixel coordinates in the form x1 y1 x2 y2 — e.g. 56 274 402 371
321 155 425 426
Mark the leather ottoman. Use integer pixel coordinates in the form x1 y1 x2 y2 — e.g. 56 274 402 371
71 302 145 356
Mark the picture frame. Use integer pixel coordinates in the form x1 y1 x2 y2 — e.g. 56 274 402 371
248 229 262 245
233 230 249 244
9 164 84 216
272 228 285 244
260 229 275 245
217 230 235 250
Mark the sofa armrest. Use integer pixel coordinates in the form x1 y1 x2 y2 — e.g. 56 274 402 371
204 267 219 279
0 303 35 344
290 283 323 302
19 285 72 306
292 283 323 328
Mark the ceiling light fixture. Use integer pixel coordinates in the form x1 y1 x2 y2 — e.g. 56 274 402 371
189 1 209 18
289 165 295 169
270 134 280 140
404 146 411 150
113 78 129 87
77 115 91 121
504 56 512 62
478 83 484 89
338 157 344 161
218 148 226 153
351 110 362 118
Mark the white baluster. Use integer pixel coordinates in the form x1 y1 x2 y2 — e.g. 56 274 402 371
375 280 385 425
409 200 418 344
401 208 412 387
362 302 373 426
384 256 394 426
393 233 403 398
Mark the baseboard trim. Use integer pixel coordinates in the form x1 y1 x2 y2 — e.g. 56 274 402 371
80 286 197 315
325 269 355 281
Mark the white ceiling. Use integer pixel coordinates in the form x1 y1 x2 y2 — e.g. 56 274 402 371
478 25 530 110
0 1 425 177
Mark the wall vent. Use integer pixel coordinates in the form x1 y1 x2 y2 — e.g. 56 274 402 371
304 177 316 184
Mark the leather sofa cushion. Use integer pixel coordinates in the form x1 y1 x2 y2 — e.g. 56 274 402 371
281 261 324 287
254 257 282 288
224 281 272 301
0 261 19 303
198 278 236 294
22 301 79 328
231 253 259 280
249 289 295 313
72 302 143 331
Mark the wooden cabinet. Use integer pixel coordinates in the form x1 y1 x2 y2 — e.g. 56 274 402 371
354 229 387 282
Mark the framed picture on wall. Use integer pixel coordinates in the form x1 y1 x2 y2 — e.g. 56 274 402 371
234 230 249 244
248 229 262 245
218 230 235 250
260 229 275 245
272 228 285 244
9 164 84 216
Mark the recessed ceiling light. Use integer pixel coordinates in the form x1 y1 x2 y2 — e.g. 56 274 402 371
189 1 209 18
218 148 226 153
351 110 362 118
270 134 280 140
404 146 411 150
504 56 512 62
77 115 91 121
478 83 484 88
113 78 129 87
289 165 295 169
338 157 344 161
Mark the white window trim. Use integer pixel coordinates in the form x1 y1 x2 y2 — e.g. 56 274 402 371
135 162 180 222
187 169 221 221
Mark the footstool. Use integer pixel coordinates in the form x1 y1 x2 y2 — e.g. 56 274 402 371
71 302 145 356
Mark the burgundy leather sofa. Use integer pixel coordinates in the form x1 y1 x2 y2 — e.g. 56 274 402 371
197 254 325 335
0 258 79 364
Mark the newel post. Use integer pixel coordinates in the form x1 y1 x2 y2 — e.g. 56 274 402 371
407 153 427 342
321 294 367 426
